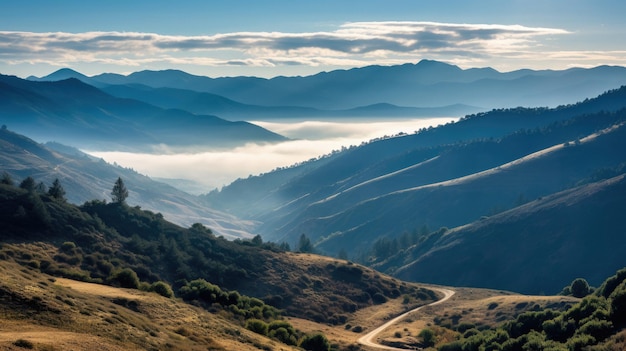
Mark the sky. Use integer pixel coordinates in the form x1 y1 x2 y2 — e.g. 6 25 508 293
1 0 626 78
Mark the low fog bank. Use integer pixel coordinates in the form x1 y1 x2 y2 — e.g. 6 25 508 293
86 118 456 194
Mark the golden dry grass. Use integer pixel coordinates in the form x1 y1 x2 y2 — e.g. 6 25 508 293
0 260 300 351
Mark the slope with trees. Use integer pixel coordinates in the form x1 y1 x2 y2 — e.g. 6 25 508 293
204 87 626 255
0 177 437 327
0 126 252 238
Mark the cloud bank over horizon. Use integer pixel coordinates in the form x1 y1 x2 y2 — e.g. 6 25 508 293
3 21 622 78
86 118 455 193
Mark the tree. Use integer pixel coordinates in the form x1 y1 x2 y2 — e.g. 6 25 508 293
251 234 263 246
298 234 314 253
48 178 66 201
111 177 129 204
571 278 592 298
19 176 36 192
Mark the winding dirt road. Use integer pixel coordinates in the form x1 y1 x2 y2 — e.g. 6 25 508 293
357 287 455 350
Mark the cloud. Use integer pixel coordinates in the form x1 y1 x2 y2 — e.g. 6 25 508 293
86 118 456 192
0 22 574 70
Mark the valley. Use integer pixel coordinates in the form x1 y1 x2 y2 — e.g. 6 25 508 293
1 60 626 350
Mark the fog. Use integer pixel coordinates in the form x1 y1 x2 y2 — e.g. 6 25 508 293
87 118 456 194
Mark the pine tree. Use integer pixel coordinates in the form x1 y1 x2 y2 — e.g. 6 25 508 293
19 176 36 192
48 178 66 201
111 177 129 204
298 234 314 253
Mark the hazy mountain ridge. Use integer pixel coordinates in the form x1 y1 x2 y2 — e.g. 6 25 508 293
0 127 254 239
0 74 286 151
31 60 626 112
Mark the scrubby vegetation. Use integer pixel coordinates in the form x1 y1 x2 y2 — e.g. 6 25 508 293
436 268 626 351
0 176 437 350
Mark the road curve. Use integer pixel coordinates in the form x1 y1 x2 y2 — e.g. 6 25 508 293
357 287 455 350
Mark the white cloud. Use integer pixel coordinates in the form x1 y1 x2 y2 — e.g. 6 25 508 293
0 22 578 72
86 118 456 192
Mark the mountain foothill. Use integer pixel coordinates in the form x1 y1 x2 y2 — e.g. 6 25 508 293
1 60 626 350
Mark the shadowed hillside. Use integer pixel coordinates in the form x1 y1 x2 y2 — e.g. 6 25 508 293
203 87 626 252
0 127 253 239
386 173 626 294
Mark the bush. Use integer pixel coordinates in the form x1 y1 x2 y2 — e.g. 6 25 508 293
13 339 34 349
110 268 140 289
419 328 436 347
246 319 268 336
571 278 592 298
299 333 331 351
150 281 174 298
60 241 77 253
610 281 626 326
372 292 387 304
268 320 298 345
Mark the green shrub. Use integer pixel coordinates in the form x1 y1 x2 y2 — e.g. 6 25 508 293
246 319 268 336
150 281 174 298
419 328 436 347
110 268 139 289
299 333 331 351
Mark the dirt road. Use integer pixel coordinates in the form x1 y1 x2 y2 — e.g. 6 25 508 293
357 287 455 350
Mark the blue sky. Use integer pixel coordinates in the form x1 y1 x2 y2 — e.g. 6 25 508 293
1 0 625 78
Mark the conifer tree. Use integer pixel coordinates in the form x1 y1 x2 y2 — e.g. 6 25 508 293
48 178 66 201
19 176 36 192
111 177 129 204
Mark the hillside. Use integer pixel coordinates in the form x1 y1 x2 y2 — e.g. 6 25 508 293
0 74 286 151
3 179 623 350
0 127 252 239
0 260 296 351
34 60 626 111
200 87 626 296
0 182 438 328
382 173 626 294
203 87 626 247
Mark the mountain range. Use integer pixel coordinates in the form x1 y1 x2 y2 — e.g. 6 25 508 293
5 62 626 296
202 86 626 294
30 60 626 114
0 74 285 151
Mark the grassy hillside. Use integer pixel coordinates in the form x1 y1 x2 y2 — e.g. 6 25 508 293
0 259 300 351
0 181 437 329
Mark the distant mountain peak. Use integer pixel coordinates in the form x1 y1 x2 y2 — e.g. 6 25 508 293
31 68 89 82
